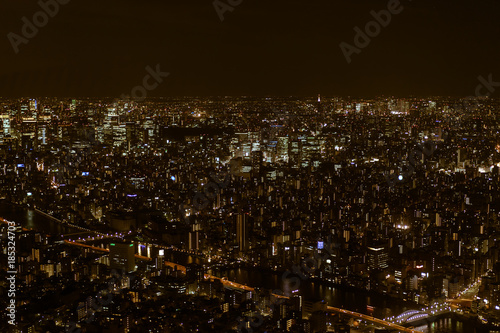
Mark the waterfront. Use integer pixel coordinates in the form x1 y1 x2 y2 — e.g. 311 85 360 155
0 200 486 333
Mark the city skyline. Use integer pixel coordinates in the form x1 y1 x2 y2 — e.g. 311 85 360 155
1 95 500 332
2 1 500 332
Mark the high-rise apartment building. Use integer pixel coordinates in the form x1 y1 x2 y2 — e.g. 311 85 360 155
109 242 136 272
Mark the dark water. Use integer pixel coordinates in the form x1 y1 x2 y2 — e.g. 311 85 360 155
0 201 486 332
212 267 410 315
0 201 80 235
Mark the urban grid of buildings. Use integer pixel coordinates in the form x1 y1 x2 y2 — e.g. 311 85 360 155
1 96 500 332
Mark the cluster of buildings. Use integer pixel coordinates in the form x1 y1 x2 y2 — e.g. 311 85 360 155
0 226 352 333
2 95 500 331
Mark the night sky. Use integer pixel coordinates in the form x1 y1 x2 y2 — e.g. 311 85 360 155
1 0 500 98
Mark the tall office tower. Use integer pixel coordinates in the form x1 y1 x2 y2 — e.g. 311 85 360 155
20 102 29 116
388 99 397 111
301 136 322 168
103 108 118 146
288 138 301 168
236 213 248 253
188 223 202 251
251 150 263 174
155 249 164 272
398 99 410 114
126 122 137 149
21 118 36 150
109 242 136 272
143 117 155 145
29 99 37 118
188 231 200 251
0 115 10 135
457 148 467 167
276 136 289 163
367 244 389 271
290 295 303 313
113 124 127 148
37 122 48 146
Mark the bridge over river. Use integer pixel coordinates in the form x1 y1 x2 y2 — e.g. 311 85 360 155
57 228 425 333
386 304 455 329
2 216 472 333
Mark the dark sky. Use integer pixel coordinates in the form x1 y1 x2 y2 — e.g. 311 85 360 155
1 0 500 98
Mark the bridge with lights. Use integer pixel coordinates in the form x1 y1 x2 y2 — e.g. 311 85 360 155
386 304 454 328
56 232 426 332
393 310 431 324
0 217 454 333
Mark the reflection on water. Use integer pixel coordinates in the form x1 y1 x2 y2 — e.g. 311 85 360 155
218 268 411 316
0 201 79 234
415 317 464 333
0 200 479 333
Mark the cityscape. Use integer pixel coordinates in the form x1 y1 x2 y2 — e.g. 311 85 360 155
3 0 500 333
1 96 500 332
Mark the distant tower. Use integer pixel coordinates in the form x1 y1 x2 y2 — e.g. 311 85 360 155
317 94 321 113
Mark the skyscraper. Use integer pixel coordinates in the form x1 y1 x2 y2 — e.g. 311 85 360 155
109 242 136 272
155 249 164 272
236 213 248 254
367 245 388 271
